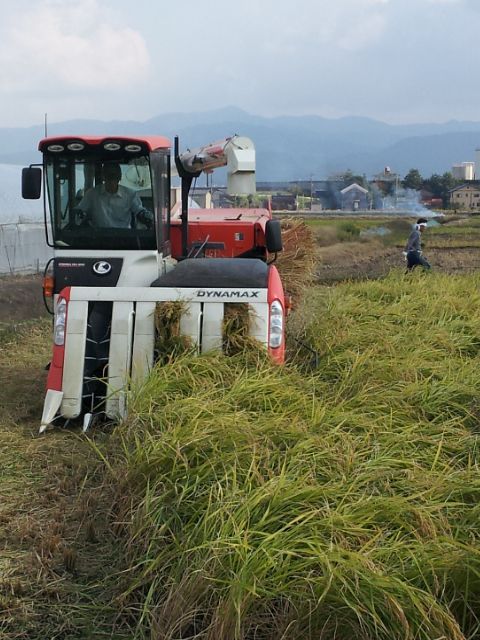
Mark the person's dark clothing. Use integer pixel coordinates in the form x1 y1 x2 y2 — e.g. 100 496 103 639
405 229 431 271
406 250 431 270
405 229 421 252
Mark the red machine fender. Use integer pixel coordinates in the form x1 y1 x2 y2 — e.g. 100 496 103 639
267 265 286 364
45 287 71 392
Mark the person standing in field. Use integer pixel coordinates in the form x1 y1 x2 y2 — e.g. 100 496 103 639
404 217 431 272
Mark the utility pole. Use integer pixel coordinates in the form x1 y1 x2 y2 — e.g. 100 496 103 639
310 173 314 210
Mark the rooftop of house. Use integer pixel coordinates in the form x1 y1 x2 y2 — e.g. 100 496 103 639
340 182 369 195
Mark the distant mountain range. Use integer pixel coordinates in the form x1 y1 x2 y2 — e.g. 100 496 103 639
2 106 480 181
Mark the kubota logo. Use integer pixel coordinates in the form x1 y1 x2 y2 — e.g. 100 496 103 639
92 261 112 275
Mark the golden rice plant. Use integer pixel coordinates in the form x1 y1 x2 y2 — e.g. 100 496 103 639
100 271 480 639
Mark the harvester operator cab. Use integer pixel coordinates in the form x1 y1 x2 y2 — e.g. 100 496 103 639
22 136 171 253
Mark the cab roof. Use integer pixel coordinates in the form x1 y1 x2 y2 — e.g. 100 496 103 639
38 135 171 153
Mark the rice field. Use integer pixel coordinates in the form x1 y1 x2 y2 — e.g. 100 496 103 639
98 271 480 639
2 227 480 637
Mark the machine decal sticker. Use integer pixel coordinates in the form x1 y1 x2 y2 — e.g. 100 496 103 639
196 290 260 299
58 262 86 267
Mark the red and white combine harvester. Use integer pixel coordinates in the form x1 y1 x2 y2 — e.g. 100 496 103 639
22 134 285 433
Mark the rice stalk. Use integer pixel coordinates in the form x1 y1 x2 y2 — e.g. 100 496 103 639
94 271 480 639
276 217 317 302
154 301 193 363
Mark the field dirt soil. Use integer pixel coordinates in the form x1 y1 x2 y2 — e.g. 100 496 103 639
315 242 480 283
0 274 48 326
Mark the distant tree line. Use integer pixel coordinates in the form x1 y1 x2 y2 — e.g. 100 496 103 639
402 168 462 206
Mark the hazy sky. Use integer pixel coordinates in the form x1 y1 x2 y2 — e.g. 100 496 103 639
1 0 479 127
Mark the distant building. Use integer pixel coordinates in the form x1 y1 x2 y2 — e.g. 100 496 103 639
449 183 480 211
340 183 369 211
270 194 297 211
370 170 401 208
420 189 443 209
170 186 211 216
452 162 475 181
314 184 332 210
476 150 480 180
314 179 353 210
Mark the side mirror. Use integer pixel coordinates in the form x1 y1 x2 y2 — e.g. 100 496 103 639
265 219 283 253
22 167 42 199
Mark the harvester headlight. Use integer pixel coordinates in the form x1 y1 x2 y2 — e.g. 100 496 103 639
104 142 121 151
269 299 284 349
67 142 85 151
47 144 64 153
54 297 67 346
125 144 142 152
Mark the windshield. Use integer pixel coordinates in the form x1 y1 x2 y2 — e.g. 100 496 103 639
45 154 157 250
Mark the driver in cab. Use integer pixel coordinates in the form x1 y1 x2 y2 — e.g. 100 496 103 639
77 162 152 228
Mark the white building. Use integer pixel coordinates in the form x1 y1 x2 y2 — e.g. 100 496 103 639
475 150 480 180
452 162 475 181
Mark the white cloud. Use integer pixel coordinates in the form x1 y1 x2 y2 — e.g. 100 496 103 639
314 1 389 50
0 0 150 92
239 0 390 57
0 0 477 126
337 12 388 51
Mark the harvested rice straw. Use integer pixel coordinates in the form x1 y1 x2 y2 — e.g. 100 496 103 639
222 303 261 356
154 301 192 363
275 217 317 301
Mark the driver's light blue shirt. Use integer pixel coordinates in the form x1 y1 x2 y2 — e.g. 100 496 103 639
78 184 144 228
